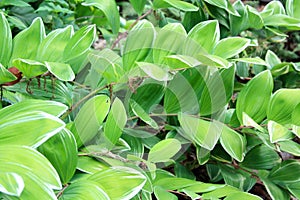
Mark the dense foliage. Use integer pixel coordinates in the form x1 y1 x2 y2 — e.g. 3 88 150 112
1 0 300 199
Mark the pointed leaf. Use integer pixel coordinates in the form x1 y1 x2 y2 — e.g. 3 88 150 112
0 63 16 85
268 120 293 143
286 0 300 18
148 139 181 163
265 50 281 68
153 0 198 11
129 0 147 15
0 12 12 66
12 58 47 78
268 160 300 184
154 186 178 200
0 172 24 197
165 55 201 69
137 62 171 81
45 62 75 81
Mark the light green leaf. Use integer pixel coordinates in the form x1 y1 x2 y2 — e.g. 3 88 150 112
59 180 110 200
123 20 155 71
77 156 108 174
45 62 75 81
196 54 231 68
265 50 281 68
267 89 300 125
264 14 300 30
154 186 178 200
292 103 300 126
268 120 293 143
12 58 47 78
220 126 246 162
242 113 264 132
0 145 61 190
224 192 262 200
178 113 222 150
130 99 159 129
88 166 146 200
236 70 273 124
38 129 77 184
153 0 199 12
37 26 73 62
213 37 251 59
0 64 16 85
129 0 147 15
246 5 263 29
229 0 248 35
278 140 300 157
72 95 110 147
0 111 65 147
201 185 239 199
286 0 300 18
103 97 127 148
82 0 120 34
10 17 45 62
148 138 181 163
261 1 285 16
137 62 171 81
165 55 201 69
268 160 300 184
153 23 187 64
0 99 68 118
183 20 219 56
204 0 240 16
232 57 268 66
241 145 281 170
0 172 24 197
196 146 210 165
0 12 12 66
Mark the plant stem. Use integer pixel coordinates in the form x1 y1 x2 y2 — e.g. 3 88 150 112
56 184 69 199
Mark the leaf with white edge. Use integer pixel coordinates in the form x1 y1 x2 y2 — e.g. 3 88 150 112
0 145 61 190
0 172 24 197
268 120 293 143
77 156 108 174
12 58 47 78
45 62 75 81
260 177 290 200
0 12 12 66
37 26 73 62
59 181 110 200
197 54 231 68
178 113 222 150
287 182 300 199
0 64 16 85
286 0 300 19
265 50 281 68
72 95 110 147
154 186 178 200
123 20 155 72
153 23 187 64
236 70 273 124
247 5 264 29
213 37 251 59
224 192 262 200
279 140 300 157
148 139 181 163
267 89 300 125
103 98 127 148
242 113 264 132
0 111 65 147
0 99 68 118
264 14 300 30
130 99 159 129
232 57 268 66
183 20 220 56
10 17 45 62
82 0 120 34
153 0 199 12
268 160 300 184
220 126 246 162
165 55 201 69
137 62 172 81
88 166 146 200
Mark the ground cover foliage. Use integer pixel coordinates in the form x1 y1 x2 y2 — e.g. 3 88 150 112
0 0 300 199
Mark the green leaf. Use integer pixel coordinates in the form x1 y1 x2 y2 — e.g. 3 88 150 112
153 23 187 64
137 62 171 81
183 20 220 56
261 178 290 200
213 37 251 59
0 145 61 190
0 12 12 66
38 129 77 184
224 192 262 200
196 54 231 68
268 160 300 184
0 99 68 118
10 17 45 62
178 113 222 150
196 146 210 165
204 0 240 16
72 95 110 147
220 126 246 162
286 0 300 18
246 5 263 29
12 58 47 78
59 180 110 200
123 20 155 71
153 0 199 12
268 120 293 143
165 55 201 69
279 140 300 157
264 14 300 30
287 182 300 199
267 89 300 125
129 0 147 15
229 1 249 35
45 62 75 81
82 0 120 34
236 70 273 124
154 186 178 200
37 26 73 62
0 172 24 197
0 111 64 147
130 99 159 129
232 57 268 66
77 156 108 174
148 138 181 163
265 50 281 68
103 97 127 148
88 166 146 200
0 64 17 85
241 145 281 170
201 185 239 199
